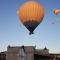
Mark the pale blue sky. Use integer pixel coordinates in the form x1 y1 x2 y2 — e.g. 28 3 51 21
0 0 60 53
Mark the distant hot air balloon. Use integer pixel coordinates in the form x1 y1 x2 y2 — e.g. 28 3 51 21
52 9 60 24
53 9 59 15
17 1 44 35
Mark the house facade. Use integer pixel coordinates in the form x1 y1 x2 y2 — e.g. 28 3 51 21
0 46 60 60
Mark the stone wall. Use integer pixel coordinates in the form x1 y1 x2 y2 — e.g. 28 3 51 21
6 46 34 60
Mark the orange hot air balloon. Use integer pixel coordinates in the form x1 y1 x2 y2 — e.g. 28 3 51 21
53 9 59 15
17 1 44 35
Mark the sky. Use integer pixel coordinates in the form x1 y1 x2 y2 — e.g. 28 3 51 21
0 0 60 53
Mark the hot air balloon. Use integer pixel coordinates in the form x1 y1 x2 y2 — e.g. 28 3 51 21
53 9 59 15
17 1 44 35
52 9 60 24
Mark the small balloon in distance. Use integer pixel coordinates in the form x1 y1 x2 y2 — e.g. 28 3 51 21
53 9 59 15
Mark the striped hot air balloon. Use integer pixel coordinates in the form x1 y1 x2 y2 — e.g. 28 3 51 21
17 1 44 35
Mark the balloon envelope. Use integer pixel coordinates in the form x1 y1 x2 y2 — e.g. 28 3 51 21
53 9 59 15
17 1 44 34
